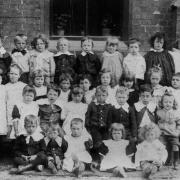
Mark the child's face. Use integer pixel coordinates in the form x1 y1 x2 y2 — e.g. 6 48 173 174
23 92 35 104
163 95 174 111
47 89 59 104
145 131 156 142
71 123 83 137
101 73 111 86
15 39 26 51
36 39 46 52
172 76 180 89
123 80 133 89
57 40 69 53
96 92 108 104
140 91 152 105
79 79 91 92
72 93 83 103
112 129 122 141
34 76 44 87
154 38 164 51
9 67 20 83
107 43 117 54
60 80 71 92
48 129 58 140
82 40 93 53
116 93 128 106
129 43 140 55
150 72 161 87
25 123 37 135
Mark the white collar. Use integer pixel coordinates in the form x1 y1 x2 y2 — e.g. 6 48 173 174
0 47 6 54
134 101 156 112
150 48 164 52
25 130 44 144
54 51 73 57
114 102 129 112
81 51 94 56
152 84 163 90
44 136 62 147
128 88 135 93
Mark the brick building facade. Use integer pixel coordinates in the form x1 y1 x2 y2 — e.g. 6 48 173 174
0 0 178 52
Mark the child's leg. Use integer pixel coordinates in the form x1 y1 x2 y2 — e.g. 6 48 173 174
55 155 62 170
47 156 57 174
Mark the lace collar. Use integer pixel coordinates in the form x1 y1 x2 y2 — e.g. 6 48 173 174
81 51 94 56
134 101 156 112
114 102 129 112
25 130 44 144
150 48 164 52
54 51 73 57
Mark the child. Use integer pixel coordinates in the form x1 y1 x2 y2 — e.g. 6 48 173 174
85 86 112 162
29 34 55 85
100 123 136 178
133 84 157 131
39 123 68 174
61 86 88 135
31 69 47 101
63 118 92 177
144 32 175 86
57 73 72 103
74 37 101 87
12 115 45 174
135 123 167 179
11 85 39 138
38 85 62 134
123 38 146 86
107 86 137 140
11 34 30 84
79 74 95 104
101 36 123 85
6 64 27 138
54 38 76 85
156 92 180 169
120 72 139 107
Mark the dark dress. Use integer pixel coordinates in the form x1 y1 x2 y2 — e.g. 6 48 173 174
144 50 175 86
127 89 139 107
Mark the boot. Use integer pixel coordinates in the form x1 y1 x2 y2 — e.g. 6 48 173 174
173 151 179 170
48 160 57 174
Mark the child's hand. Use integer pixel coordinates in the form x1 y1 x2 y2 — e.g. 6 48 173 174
29 155 37 162
21 155 29 162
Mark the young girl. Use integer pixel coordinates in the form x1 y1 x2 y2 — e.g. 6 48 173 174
11 85 39 138
123 38 146 86
61 86 88 135
144 32 175 86
100 123 136 178
79 74 95 104
63 118 92 177
31 69 47 101
74 37 101 87
11 34 30 84
54 38 76 85
120 72 139 107
135 123 167 179
156 92 180 169
101 36 123 85
29 34 55 85
6 64 27 138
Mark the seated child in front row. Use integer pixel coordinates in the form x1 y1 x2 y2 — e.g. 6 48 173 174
100 123 136 178
63 118 93 177
39 123 68 174
135 123 167 179
12 115 45 174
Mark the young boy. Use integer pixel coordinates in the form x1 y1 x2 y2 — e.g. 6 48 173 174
11 34 30 84
12 115 45 174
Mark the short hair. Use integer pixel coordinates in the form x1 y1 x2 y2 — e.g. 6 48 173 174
22 85 36 98
149 32 167 49
14 33 27 44
128 38 141 47
24 114 38 127
71 85 84 96
173 72 180 78
105 36 119 49
59 73 73 84
148 65 163 80
116 86 129 96
30 69 45 82
57 37 69 47
159 91 178 110
139 84 153 94
47 84 61 96
109 123 126 139
70 118 84 127
31 33 49 49
81 37 94 48
138 123 161 141
95 85 108 95
78 74 93 84
9 63 22 76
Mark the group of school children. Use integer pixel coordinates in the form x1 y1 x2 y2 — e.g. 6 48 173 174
0 31 180 179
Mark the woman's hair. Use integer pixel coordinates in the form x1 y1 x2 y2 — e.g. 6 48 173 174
47 84 61 96
22 85 36 98
128 38 141 47
14 33 27 44
30 69 45 83
81 36 94 48
59 73 73 84
149 32 167 49
159 91 178 110
31 33 49 49
148 65 163 81
109 123 126 139
116 86 129 96
24 114 38 127
105 36 119 50
138 123 161 141
70 118 84 127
